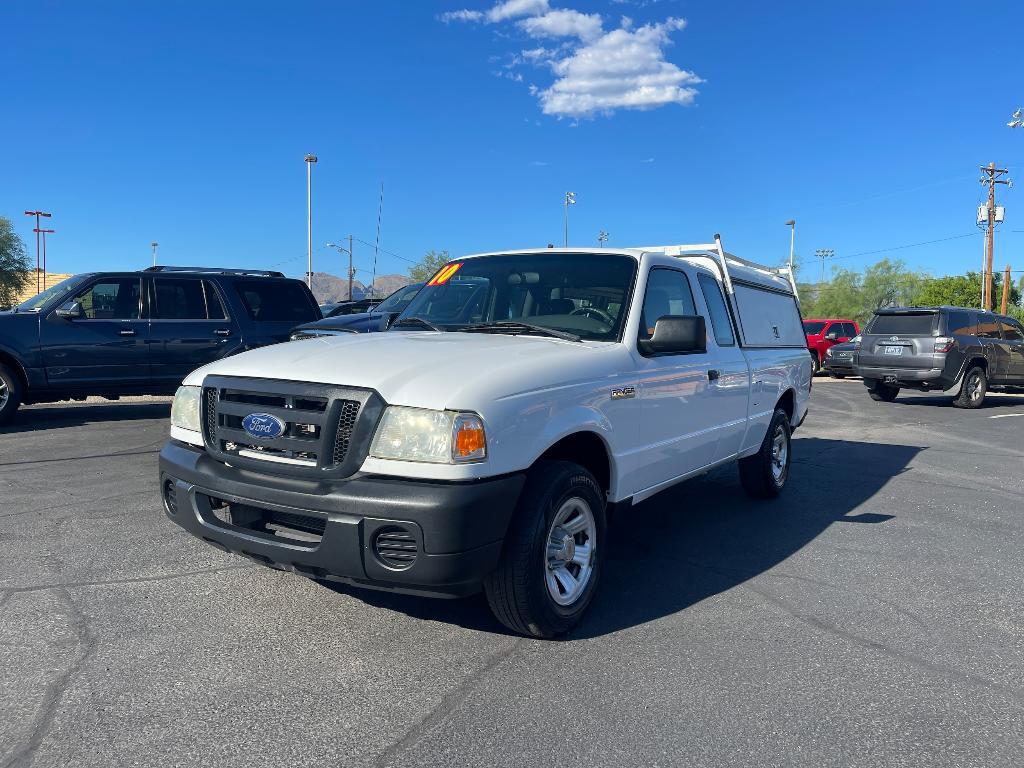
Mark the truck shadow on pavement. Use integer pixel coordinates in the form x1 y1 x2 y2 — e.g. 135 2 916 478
324 437 922 639
0 402 171 434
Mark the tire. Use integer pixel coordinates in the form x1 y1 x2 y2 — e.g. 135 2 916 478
829 371 846 379
738 408 792 499
810 352 821 375
953 366 987 409
0 363 23 426
484 460 606 639
868 383 899 402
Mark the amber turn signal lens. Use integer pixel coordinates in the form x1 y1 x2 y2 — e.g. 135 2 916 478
452 413 487 461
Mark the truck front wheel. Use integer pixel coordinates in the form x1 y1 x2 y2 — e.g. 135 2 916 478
0 364 23 426
738 408 792 499
484 460 606 639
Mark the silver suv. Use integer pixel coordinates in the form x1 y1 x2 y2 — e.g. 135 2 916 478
855 306 1024 408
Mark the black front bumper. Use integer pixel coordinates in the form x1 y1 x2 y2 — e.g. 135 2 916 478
159 441 524 598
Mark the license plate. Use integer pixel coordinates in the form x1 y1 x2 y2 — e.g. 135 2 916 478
884 346 903 356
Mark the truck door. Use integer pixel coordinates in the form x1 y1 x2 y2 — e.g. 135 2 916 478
696 272 750 461
630 267 729 495
40 276 150 388
149 277 241 387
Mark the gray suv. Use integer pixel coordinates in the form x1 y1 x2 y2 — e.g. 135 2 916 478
855 306 1024 408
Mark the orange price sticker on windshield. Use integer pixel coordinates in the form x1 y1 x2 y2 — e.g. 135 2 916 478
429 262 463 286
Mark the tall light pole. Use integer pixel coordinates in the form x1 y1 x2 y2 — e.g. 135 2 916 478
598 230 608 247
24 210 51 294
815 248 835 285
305 153 318 287
151 241 159 267
37 228 55 289
326 237 356 300
563 191 576 247
785 219 796 274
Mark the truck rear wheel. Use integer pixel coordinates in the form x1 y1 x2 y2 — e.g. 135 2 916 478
738 408 791 499
953 366 987 409
484 460 606 639
868 383 899 402
0 363 23 426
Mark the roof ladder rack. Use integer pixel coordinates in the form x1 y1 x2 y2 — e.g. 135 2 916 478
144 266 286 277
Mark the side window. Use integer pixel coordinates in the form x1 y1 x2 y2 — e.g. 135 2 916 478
977 316 1001 339
843 323 858 338
233 281 319 322
999 318 1024 342
203 281 227 320
154 278 208 320
639 268 696 340
697 273 735 346
76 279 141 320
946 310 974 336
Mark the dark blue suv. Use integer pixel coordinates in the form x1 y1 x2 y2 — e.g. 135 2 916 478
0 266 320 424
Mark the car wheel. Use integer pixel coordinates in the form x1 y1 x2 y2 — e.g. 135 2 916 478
868 383 899 402
484 460 606 639
953 366 987 409
738 408 791 499
829 370 846 379
810 353 821 375
0 363 23 426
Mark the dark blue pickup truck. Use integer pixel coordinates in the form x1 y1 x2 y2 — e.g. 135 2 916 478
0 266 320 424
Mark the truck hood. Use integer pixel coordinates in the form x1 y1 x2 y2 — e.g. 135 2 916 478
184 330 623 410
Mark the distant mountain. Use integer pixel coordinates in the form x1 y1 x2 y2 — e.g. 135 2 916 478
310 272 412 304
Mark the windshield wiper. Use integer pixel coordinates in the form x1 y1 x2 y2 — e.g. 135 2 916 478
391 316 443 332
460 321 581 342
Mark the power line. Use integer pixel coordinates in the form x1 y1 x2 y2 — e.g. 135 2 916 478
835 231 982 261
350 236 415 264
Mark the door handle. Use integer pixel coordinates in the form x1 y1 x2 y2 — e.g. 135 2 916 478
708 369 721 381
119 329 136 337
214 329 232 337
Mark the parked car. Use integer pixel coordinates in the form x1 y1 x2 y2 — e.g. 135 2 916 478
823 336 860 378
159 239 810 637
855 306 1024 407
320 298 382 317
291 283 424 339
0 266 320 425
804 318 859 374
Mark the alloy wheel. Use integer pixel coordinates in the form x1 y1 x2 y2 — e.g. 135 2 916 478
771 424 788 485
544 496 596 606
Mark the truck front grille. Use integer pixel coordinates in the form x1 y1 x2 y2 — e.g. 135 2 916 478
200 376 384 479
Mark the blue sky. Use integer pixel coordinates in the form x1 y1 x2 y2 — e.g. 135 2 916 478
3 1 1024 285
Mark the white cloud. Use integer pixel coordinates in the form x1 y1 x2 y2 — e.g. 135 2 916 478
442 3 701 119
519 10 603 42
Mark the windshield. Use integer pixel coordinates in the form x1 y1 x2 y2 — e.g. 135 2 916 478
373 283 423 314
867 312 938 336
803 321 827 334
397 253 637 342
16 274 91 312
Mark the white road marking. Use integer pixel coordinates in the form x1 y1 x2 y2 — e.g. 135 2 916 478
989 413 1024 419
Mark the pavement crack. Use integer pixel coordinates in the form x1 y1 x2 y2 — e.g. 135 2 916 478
370 638 525 768
1 564 254 596
0 587 97 768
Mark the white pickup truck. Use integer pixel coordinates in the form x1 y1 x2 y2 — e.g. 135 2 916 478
160 238 811 637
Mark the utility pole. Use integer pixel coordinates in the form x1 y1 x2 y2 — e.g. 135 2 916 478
979 163 1011 311
348 233 354 300
564 191 576 247
1001 265 1012 315
305 153 318 288
815 248 835 285
23 210 52 294
151 241 159 267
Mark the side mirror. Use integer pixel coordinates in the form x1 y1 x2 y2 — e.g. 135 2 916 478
55 301 84 320
638 315 706 356
825 331 839 341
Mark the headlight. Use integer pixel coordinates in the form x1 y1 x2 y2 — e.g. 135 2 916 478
369 407 486 464
170 385 202 434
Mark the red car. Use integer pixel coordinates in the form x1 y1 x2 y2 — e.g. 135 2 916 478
804 318 860 374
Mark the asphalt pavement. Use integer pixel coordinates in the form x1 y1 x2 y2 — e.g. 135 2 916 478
2 380 1023 768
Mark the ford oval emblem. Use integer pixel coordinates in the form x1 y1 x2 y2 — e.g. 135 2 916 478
242 413 285 440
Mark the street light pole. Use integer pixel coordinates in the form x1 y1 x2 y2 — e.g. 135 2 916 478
326 237 356 300
151 241 159 267
815 248 835 285
37 228 54 289
305 154 318 288
564 191 576 247
598 230 608 247
785 219 796 274
24 210 52 294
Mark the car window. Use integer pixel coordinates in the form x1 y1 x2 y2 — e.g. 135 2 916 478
999 318 1024 341
154 278 208 320
843 323 858 338
76 278 141 320
946 310 975 336
204 281 227 320
803 321 827 334
234 280 319 322
696 273 734 346
639 268 696 341
867 312 937 335
374 284 422 314
976 316 1001 339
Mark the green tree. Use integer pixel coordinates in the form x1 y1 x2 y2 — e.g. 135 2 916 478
0 216 31 309
408 250 450 282
914 272 1020 311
